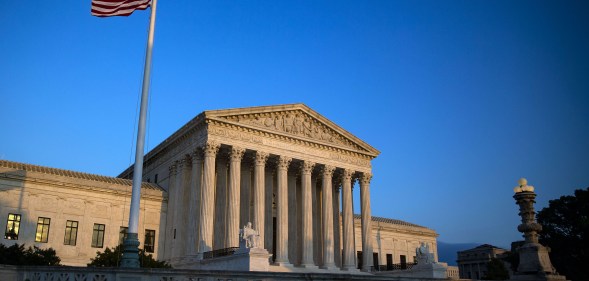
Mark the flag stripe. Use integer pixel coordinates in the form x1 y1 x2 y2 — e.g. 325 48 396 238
91 0 150 17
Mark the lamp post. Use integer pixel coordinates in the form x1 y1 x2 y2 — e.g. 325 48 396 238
512 178 566 281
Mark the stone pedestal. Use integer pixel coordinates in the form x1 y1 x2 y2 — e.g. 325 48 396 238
411 262 449 279
173 248 272 271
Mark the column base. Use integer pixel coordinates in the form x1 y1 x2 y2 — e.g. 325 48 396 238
342 265 360 272
320 263 340 271
274 260 294 267
298 263 319 270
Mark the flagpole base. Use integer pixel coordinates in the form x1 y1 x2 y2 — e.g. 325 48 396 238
121 233 141 268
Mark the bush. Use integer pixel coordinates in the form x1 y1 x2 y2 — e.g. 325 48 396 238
87 245 170 268
0 243 61 266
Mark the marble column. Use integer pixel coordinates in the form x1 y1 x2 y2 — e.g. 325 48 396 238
264 165 274 253
333 179 342 268
287 169 298 264
226 146 244 248
275 156 292 266
311 173 321 265
197 141 219 256
213 155 228 250
300 160 317 268
187 149 203 256
240 160 252 227
164 162 177 260
321 165 337 269
172 157 189 258
253 151 268 247
360 172 374 272
341 169 356 271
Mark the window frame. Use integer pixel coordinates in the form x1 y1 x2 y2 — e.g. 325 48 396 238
63 220 79 246
119 226 128 245
91 223 106 248
4 213 21 240
144 229 156 253
35 217 51 243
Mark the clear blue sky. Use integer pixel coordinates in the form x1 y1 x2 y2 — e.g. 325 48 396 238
1 1 588 253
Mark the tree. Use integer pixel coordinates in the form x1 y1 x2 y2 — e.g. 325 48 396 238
537 187 588 281
87 245 171 268
482 257 509 280
0 243 61 266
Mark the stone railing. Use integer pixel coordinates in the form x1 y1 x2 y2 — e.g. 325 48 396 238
0 264 456 281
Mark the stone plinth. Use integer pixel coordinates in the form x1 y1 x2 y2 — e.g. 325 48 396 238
174 248 271 271
376 262 449 279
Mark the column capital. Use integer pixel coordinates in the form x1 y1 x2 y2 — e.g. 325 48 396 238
341 168 354 181
277 156 292 170
168 161 178 175
202 141 220 157
253 151 269 166
360 172 372 185
230 146 245 162
191 148 203 163
177 157 188 169
321 165 336 177
300 160 315 175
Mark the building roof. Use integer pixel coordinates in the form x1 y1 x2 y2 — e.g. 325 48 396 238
0 159 163 191
355 214 427 228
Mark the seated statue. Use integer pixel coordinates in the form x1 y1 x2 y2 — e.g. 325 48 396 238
415 242 435 265
239 222 261 249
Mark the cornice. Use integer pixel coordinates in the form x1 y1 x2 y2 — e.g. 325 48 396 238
0 172 166 202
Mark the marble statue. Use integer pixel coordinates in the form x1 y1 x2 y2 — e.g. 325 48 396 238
416 242 435 265
240 222 261 249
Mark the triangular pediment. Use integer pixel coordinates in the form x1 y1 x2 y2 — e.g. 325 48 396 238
204 103 379 157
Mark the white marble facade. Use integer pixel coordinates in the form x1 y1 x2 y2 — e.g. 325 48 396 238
0 104 439 271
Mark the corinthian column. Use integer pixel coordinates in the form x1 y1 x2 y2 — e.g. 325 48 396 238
172 157 189 258
226 146 245 248
300 160 317 268
187 149 203 256
360 172 374 272
275 156 292 266
197 141 219 256
253 151 269 247
321 165 337 270
341 169 357 271
164 162 177 260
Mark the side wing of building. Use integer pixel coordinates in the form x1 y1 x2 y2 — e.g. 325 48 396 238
0 160 167 266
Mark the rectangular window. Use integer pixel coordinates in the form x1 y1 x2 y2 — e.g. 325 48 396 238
35 217 51 243
64 220 78 246
92 223 105 248
144 229 156 253
4 213 21 240
154 174 158 183
119 226 128 245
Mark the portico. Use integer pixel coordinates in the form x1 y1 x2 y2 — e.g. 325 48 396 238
120 104 380 272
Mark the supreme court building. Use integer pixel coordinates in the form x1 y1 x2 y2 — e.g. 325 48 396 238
1 104 438 272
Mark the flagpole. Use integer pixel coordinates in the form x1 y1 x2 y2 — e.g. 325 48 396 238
121 0 158 268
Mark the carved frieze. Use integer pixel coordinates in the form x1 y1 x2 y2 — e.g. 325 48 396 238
208 126 372 168
220 110 362 151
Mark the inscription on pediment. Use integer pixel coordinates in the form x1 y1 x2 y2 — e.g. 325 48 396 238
221 111 362 151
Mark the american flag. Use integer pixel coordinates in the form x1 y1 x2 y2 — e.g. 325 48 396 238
91 0 150 17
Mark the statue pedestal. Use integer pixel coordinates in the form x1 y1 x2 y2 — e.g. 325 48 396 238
175 247 271 271
511 243 568 281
